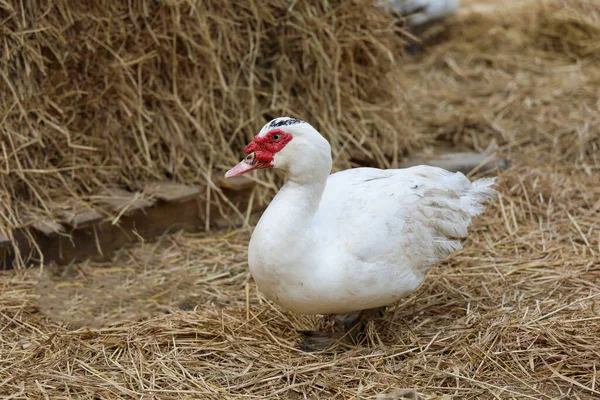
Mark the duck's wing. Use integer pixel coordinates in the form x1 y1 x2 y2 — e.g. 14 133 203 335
315 166 496 274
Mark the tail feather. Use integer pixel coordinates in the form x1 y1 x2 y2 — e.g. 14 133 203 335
420 173 497 265
464 177 498 216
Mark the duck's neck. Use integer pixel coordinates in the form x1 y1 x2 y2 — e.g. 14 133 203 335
255 154 331 248
277 176 326 216
253 127 333 254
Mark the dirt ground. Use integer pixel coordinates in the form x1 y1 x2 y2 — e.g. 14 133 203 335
1 0 599 399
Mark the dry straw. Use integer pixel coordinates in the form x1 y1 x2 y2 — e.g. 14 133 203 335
0 0 599 398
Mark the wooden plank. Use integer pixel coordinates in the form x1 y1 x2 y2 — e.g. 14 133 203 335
145 181 201 203
0 234 11 248
67 209 104 229
1 176 254 268
97 188 154 214
54 202 104 229
30 219 66 237
7 190 205 267
51 194 204 265
1 230 31 269
2 178 262 268
216 175 255 191
22 215 66 237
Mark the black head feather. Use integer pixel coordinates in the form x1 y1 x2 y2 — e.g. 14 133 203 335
268 118 304 128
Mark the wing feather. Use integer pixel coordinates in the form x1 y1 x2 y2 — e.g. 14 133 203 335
316 166 496 274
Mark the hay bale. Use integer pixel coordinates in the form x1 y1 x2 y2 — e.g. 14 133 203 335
1 0 411 266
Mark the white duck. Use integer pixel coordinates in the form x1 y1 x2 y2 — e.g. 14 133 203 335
226 118 495 347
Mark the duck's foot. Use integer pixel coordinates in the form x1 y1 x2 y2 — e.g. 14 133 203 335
330 306 386 333
296 330 347 352
297 306 387 352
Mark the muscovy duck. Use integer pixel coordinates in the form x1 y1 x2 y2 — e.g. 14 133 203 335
226 117 496 349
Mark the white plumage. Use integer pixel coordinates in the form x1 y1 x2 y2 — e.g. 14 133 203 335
226 118 496 316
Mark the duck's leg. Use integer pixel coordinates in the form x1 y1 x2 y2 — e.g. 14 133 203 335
297 306 386 352
332 306 386 333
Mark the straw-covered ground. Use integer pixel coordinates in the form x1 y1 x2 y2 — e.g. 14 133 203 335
1 0 600 398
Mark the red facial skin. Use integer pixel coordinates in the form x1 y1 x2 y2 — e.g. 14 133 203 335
244 129 293 165
224 129 293 178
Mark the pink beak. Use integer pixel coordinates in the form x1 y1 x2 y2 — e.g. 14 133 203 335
225 159 256 178
225 153 270 178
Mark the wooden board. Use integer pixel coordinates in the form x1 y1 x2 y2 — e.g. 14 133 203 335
1 179 258 269
97 188 154 214
145 181 202 203
0 234 11 248
29 219 66 237
65 209 104 229
216 175 255 191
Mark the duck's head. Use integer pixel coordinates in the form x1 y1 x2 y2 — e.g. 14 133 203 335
225 117 331 180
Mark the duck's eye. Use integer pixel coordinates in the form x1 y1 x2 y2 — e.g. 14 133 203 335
245 153 255 163
272 134 281 142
